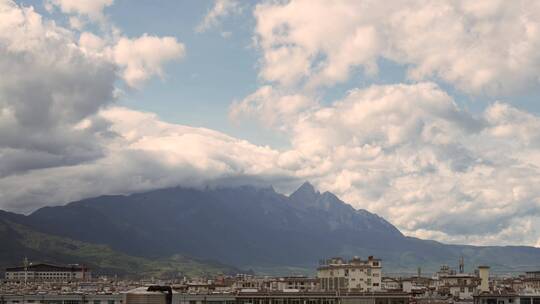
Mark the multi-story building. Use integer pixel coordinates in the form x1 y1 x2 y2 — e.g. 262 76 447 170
523 272 540 293
400 277 432 295
437 273 480 299
232 274 269 291
269 277 318 292
317 256 382 292
4 263 90 282
474 292 540 304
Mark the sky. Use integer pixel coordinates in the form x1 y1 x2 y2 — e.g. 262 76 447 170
1 0 540 247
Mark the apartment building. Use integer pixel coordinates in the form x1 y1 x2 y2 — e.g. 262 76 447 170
437 273 480 299
523 272 540 293
5 264 90 282
317 256 382 292
270 277 318 291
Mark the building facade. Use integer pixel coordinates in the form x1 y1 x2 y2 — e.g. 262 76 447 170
5 264 90 282
177 291 409 304
317 257 382 292
523 272 540 293
437 274 479 299
270 277 318 292
474 292 540 304
0 290 410 304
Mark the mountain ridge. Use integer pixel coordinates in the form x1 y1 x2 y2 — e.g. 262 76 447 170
2 182 540 275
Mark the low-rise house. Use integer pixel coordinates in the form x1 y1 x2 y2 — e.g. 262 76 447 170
382 277 401 291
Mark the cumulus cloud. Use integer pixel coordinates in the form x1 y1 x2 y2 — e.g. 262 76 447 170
112 34 185 88
229 0 540 245
45 0 114 22
0 107 287 213
0 1 184 197
0 0 115 175
45 0 186 88
229 86 316 129
280 83 540 246
254 0 540 95
196 0 241 33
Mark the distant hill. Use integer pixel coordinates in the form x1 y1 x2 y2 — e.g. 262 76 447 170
2 182 540 275
0 211 240 278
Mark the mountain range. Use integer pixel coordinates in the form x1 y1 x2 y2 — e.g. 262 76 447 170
2 182 540 277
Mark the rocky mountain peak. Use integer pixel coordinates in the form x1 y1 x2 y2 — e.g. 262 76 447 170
289 181 321 206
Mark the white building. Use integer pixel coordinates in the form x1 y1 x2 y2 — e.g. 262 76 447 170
270 276 318 291
438 273 479 299
382 277 401 291
523 272 540 293
474 292 540 304
317 256 382 292
4 263 90 282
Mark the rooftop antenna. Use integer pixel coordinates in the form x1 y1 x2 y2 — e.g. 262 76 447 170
459 256 464 274
23 257 29 285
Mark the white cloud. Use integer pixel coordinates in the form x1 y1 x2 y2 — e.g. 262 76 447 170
112 34 185 88
229 86 316 129
280 82 540 246
0 0 116 174
196 0 241 33
0 107 287 213
79 31 106 52
45 0 113 23
0 1 185 198
44 0 186 88
239 0 540 245
254 0 540 95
